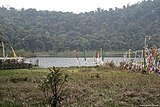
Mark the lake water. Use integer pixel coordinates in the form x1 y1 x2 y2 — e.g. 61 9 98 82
26 57 143 68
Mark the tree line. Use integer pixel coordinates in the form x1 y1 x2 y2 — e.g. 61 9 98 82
0 0 160 53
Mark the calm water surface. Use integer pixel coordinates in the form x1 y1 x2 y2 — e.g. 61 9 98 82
27 57 142 68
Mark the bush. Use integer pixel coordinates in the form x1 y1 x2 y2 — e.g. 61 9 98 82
39 66 68 107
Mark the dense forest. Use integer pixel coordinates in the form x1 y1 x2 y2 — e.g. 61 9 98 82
0 0 160 53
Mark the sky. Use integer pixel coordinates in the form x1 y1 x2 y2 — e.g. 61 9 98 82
0 0 141 13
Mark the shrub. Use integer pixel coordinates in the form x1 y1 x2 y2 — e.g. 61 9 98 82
39 66 68 107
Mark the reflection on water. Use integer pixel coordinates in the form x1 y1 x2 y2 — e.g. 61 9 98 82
26 57 143 68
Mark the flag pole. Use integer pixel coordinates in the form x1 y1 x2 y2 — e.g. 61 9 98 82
83 50 87 66
128 49 131 62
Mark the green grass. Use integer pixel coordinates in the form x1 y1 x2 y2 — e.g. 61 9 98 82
0 67 160 106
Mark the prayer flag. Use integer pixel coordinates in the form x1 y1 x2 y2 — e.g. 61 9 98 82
143 48 146 68
83 50 86 62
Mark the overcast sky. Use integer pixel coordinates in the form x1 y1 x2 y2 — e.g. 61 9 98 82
0 0 141 13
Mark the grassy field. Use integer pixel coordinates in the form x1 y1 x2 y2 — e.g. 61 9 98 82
0 66 160 107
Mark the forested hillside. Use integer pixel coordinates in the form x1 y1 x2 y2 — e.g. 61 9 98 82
0 0 160 52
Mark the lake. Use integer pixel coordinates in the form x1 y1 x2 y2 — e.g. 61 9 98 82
26 57 143 68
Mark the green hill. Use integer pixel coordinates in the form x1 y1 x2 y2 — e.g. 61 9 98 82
0 0 160 52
